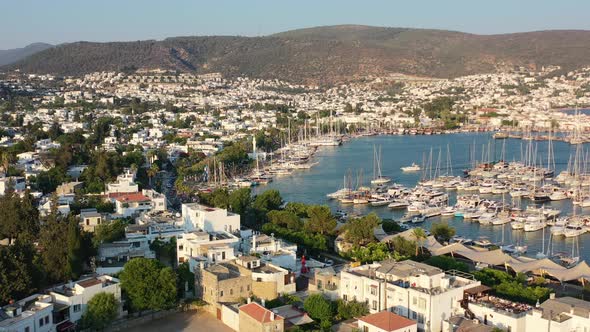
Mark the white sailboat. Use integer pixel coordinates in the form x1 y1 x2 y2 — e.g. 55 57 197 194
370 145 391 185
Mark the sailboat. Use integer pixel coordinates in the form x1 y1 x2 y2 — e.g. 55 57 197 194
370 145 391 185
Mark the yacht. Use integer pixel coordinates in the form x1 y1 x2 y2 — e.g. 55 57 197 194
564 224 586 238
401 163 421 172
501 244 528 254
511 221 525 230
388 200 409 209
550 191 568 201
411 215 426 223
524 220 546 232
441 206 457 216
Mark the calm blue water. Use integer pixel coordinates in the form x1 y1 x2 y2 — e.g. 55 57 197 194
254 133 590 262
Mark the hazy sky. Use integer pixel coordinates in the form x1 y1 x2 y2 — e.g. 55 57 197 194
2 0 589 49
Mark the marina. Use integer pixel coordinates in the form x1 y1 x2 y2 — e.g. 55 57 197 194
254 132 590 263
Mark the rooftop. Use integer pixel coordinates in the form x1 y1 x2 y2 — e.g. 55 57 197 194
240 302 283 323
359 310 416 332
376 259 443 278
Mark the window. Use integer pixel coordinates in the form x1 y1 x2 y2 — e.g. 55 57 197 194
230 289 233 295
179 245 184 251
25 327 30 332
418 298 426 310
240 286 244 292
370 287 377 296
44 316 49 324
363 326 368 332
247 285 250 291
412 297 417 305
39 318 44 327
220 290 224 297
412 311 417 320
73 304 81 313
343 294 347 301
372 300 378 311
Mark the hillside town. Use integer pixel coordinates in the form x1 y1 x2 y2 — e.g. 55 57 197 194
3 65 590 332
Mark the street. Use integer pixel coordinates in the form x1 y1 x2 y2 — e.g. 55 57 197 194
125 311 233 332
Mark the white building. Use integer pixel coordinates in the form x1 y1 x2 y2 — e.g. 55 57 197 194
340 260 480 332
525 296 590 332
49 275 122 327
177 230 239 272
106 169 138 194
0 294 54 332
181 203 240 233
0 175 26 196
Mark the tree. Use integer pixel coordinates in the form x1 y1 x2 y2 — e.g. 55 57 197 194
67 216 84 280
253 190 283 212
430 222 456 243
119 258 177 311
0 240 41 305
344 213 380 246
176 262 195 298
336 299 369 320
93 219 128 246
39 211 86 283
284 202 309 218
228 188 252 215
303 294 335 327
304 205 336 235
390 236 417 258
81 292 119 331
267 210 303 231
412 228 427 256
147 163 159 187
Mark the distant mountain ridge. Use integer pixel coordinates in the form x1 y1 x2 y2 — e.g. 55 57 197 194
5 25 590 84
0 43 53 66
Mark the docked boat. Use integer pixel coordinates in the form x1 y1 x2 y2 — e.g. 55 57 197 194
564 224 586 238
501 244 528 254
524 220 546 232
388 200 410 209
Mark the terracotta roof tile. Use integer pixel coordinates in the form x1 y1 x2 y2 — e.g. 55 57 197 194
240 302 283 323
359 311 416 331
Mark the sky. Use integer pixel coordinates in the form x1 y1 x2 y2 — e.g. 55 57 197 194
2 0 590 49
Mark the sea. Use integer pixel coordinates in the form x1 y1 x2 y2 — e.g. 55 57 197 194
253 132 590 262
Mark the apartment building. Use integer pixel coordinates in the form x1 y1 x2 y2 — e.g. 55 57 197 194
340 260 480 332
181 203 240 233
49 276 122 326
0 295 54 332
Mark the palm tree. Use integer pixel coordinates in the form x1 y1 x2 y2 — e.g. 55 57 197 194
412 228 427 256
0 151 14 174
147 164 160 187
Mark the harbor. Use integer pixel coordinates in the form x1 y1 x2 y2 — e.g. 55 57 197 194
253 132 590 263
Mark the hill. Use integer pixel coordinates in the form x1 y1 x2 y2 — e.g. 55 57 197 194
0 43 53 66
6 25 590 84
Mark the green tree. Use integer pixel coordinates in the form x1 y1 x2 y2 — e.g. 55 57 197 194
67 216 84 279
176 262 195 298
430 222 456 243
304 205 336 235
344 213 380 246
93 219 128 246
284 202 309 218
267 210 303 231
390 236 417 258
81 292 119 331
336 299 369 320
147 163 159 187
119 258 177 311
228 188 252 215
253 189 283 212
0 240 41 305
412 228 427 256
303 294 335 328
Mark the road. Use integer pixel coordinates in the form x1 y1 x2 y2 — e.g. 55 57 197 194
125 311 233 332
